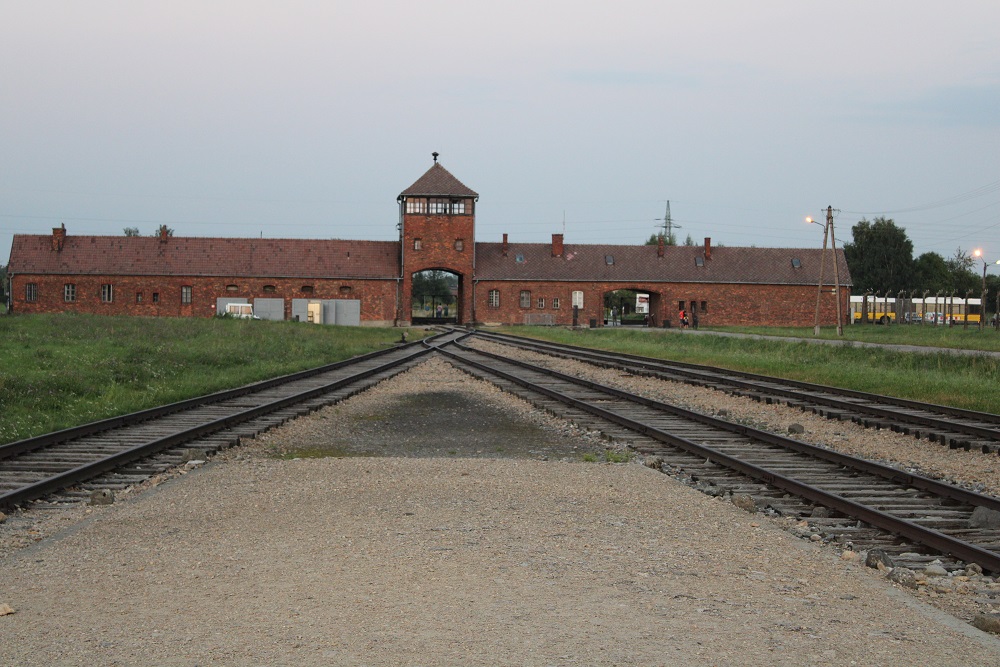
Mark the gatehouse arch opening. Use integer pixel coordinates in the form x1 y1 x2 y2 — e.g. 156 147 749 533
411 269 461 325
603 288 663 327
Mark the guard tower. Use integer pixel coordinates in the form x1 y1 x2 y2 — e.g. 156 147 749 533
397 154 479 325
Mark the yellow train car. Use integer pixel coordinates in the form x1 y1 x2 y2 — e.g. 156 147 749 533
850 296 982 325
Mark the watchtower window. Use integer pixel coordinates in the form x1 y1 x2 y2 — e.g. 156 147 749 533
428 198 449 214
405 198 427 214
414 238 422 251
454 239 464 251
450 199 466 214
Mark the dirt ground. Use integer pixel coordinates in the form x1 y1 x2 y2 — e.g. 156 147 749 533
2 358 1000 666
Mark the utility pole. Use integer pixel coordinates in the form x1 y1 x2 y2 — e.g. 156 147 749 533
656 201 680 244
812 206 843 337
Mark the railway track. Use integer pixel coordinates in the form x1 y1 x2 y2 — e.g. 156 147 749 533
432 333 1000 575
470 329 1000 454
0 330 465 512
9 324 1000 576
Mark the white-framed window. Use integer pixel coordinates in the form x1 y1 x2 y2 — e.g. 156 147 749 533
537 297 545 309
428 198 448 214
25 283 38 302
181 285 192 304
552 297 560 309
488 289 500 308
519 291 531 308
101 284 113 303
413 238 422 250
450 199 466 214
136 291 143 304
454 238 464 251
64 283 76 302
405 198 427 214
572 291 584 308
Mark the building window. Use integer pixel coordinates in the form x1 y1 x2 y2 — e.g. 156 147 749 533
152 292 160 303
454 238 464 251
263 285 276 293
405 198 427 214
519 291 531 308
181 286 192 304
552 297 560 309
226 284 238 292
136 291 143 304
301 285 314 294
25 283 38 303
605 255 614 265
450 199 466 214
414 238 422 251
537 297 545 309
679 300 686 311
339 286 352 294
64 284 76 302
695 256 705 267
488 289 500 308
701 301 708 312
515 253 525 263
428 198 448 214
572 291 583 309
101 284 113 303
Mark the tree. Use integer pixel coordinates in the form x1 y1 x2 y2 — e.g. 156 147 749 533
153 225 174 237
911 252 951 292
944 247 979 294
411 270 455 303
645 233 676 246
123 227 140 236
842 217 914 292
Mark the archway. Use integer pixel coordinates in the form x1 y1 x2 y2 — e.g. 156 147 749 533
603 288 662 327
411 269 461 324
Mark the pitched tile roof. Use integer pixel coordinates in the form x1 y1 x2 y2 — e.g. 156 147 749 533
8 235 400 279
398 162 478 198
474 242 853 286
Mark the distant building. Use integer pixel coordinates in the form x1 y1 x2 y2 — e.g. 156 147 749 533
6 159 851 327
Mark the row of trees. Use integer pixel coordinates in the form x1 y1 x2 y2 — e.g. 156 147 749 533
843 217 999 299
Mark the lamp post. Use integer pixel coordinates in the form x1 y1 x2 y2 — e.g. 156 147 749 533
808 206 843 336
972 249 1000 331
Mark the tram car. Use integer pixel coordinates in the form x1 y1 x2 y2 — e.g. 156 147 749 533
849 295 982 325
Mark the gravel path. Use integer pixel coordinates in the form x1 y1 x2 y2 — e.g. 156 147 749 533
2 355 1000 665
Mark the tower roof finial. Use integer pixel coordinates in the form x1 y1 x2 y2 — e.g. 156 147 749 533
432 151 439 163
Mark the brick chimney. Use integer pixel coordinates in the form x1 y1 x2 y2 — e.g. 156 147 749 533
502 233 508 257
704 237 712 261
52 224 66 252
551 233 564 258
159 225 169 243
657 235 665 258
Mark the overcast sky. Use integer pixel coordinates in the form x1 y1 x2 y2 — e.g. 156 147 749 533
3 2 1000 272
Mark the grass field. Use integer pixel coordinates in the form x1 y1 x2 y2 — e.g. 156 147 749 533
0 314 416 445
499 325 1000 415
715 323 1000 352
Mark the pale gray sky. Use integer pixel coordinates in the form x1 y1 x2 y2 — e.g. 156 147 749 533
3 1 1000 270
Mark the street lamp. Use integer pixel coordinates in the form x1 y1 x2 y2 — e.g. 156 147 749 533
973 249 1000 330
808 206 843 337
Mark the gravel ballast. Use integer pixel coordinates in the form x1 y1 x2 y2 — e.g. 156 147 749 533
2 355 1000 665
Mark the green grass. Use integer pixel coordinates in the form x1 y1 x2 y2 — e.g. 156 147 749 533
498 326 1000 415
0 314 419 445
713 323 1000 352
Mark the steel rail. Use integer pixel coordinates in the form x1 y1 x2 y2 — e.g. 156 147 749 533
439 339 1000 574
472 330 1000 443
0 337 441 512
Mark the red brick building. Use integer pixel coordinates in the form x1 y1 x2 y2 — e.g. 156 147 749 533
6 159 852 327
